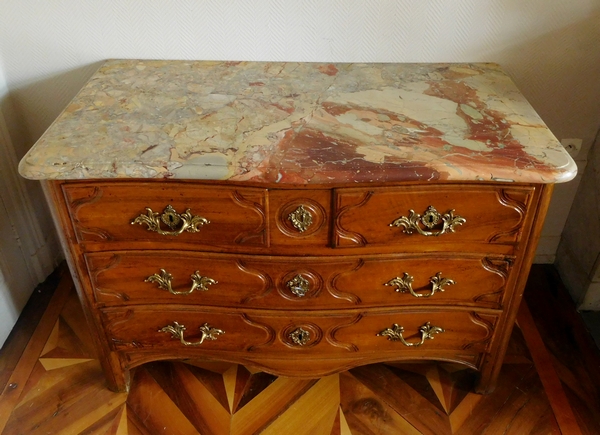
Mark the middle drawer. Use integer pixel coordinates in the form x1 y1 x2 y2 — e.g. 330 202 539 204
86 251 512 310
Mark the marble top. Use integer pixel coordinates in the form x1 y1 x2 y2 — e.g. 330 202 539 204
19 60 576 184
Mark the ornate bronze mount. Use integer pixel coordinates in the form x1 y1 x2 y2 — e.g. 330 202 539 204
385 272 455 298
145 269 217 295
286 274 310 297
288 205 313 232
159 322 224 346
378 322 444 347
132 205 209 236
390 205 465 237
289 327 311 346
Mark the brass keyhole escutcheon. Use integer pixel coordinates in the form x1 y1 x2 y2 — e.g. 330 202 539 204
162 210 180 228
422 209 440 228
132 205 209 236
287 274 310 297
288 205 313 232
289 327 311 346
390 205 466 237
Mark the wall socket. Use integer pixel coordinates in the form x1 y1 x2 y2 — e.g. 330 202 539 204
561 138 582 158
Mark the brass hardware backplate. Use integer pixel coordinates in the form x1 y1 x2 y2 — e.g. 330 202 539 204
132 205 209 236
145 269 217 295
159 321 224 346
378 322 444 347
289 327 311 346
287 274 310 297
390 206 465 237
385 272 455 298
288 205 313 232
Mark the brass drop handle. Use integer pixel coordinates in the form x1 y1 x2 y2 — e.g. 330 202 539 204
385 272 455 298
159 322 224 346
145 269 217 295
288 205 313 232
378 322 444 347
132 205 209 236
287 274 310 297
390 205 466 237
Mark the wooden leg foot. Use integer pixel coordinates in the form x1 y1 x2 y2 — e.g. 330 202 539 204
474 377 496 395
101 352 130 393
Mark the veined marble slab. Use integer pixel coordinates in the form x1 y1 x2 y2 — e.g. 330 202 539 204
19 60 576 184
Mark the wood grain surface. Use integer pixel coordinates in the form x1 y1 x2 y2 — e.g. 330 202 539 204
0 265 597 434
46 180 551 394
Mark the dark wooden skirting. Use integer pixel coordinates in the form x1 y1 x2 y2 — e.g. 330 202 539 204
0 263 598 434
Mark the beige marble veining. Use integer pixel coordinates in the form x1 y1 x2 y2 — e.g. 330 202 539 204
18 60 576 184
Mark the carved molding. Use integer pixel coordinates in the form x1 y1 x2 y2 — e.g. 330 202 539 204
231 190 268 246
333 190 373 247
87 254 130 302
326 314 363 351
104 310 143 349
475 257 513 307
488 189 531 243
65 186 113 241
463 312 496 351
237 260 273 304
241 314 276 351
328 260 363 304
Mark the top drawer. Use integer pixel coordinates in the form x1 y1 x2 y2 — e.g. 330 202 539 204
333 185 535 249
62 183 268 248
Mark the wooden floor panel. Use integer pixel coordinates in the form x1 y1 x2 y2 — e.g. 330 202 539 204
0 266 598 434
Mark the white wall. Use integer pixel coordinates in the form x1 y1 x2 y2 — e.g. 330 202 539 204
0 104 60 346
556 131 600 310
0 53 61 346
0 0 599 335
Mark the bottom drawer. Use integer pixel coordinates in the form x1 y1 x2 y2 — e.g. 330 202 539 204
102 307 497 356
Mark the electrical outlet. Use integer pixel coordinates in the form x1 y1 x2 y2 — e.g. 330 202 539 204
561 138 582 158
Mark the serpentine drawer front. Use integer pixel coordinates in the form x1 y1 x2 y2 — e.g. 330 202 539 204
19 61 577 394
102 307 496 356
86 251 511 310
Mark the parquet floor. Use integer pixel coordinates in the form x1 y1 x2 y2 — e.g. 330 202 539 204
0 265 598 434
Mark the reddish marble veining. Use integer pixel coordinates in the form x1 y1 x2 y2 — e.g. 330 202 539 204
18 60 576 184
425 79 545 172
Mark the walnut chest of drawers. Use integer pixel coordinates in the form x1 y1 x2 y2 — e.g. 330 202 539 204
19 61 576 394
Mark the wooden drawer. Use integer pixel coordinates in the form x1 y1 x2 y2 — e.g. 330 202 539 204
87 251 512 309
103 307 497 355
268 189 331 249
62 182 268 247
333 185 535 249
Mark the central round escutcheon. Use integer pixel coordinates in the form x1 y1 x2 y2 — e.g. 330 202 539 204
289 327 311 346
282 323 322 348
277 200 325 238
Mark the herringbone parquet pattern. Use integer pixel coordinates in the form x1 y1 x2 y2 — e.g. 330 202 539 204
0 267 596 434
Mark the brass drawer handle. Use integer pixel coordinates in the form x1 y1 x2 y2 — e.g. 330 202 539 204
288 205 313 232
287 274 310 297
145 269 217 295
289 327 311 346
132 205 209 236
385 272 455 298
159 321 224 346
390 205 465 237
378 322 444 347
